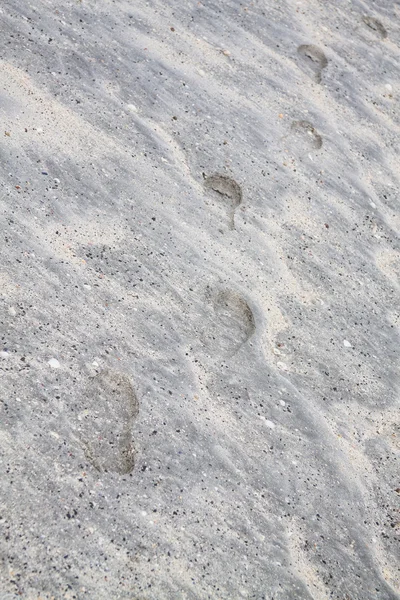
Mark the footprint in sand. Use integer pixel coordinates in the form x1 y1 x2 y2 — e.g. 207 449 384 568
201 288 255 357
297 45 328 83
203 173 243 230
290 120 323 150
78 369 139 474
362 16 387 39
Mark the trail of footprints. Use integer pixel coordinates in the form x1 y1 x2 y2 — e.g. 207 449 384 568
297 14 387 84
195 21 388 230
76 13 388 477
202 44 328 232
77 289 255 477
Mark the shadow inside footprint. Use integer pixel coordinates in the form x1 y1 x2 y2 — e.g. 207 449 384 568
79 369 139 474
290 120 322 150
297 45 328 83
362 16 387 39
202 289 255 356
204 173 242 230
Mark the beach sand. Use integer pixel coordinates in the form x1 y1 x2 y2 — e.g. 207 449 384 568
0 0 399 598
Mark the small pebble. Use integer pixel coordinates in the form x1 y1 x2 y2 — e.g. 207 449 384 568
8 306 17 316
265 420 276 429
343 340 352 348
48 358 61 368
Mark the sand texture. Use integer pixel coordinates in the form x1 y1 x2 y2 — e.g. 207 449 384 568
0 0 399 598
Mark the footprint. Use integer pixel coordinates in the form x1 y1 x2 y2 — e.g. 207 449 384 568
363 16 387 39
203 173 242 230
78 369 139 474
290 120 322 150
201 289 255 356
297 45 328 83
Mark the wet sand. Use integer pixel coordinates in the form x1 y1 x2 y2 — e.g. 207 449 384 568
0 0 399 598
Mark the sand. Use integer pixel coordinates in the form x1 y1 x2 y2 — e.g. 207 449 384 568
0 0 399 598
